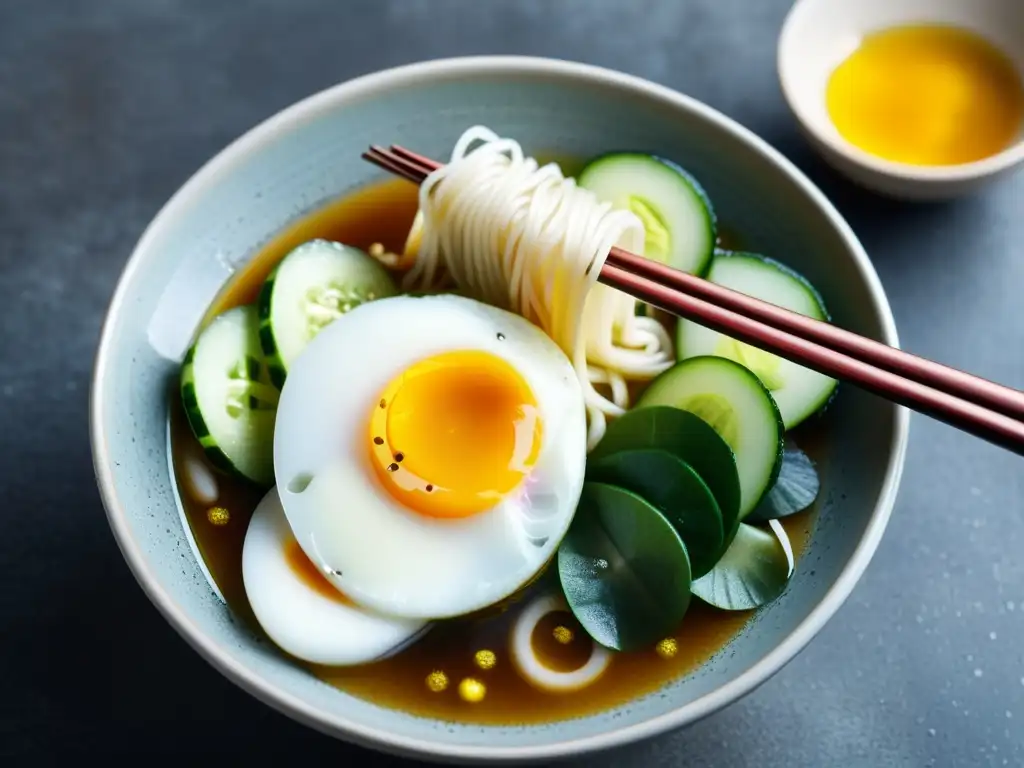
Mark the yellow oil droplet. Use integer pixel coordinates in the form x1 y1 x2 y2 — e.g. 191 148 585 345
458 677 486 703
474 649 497 670
206 506 230 526
552 625 574 644
656 637 678 659
425 670 448 693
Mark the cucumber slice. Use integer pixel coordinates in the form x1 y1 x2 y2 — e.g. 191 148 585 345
690 519 794 610
677 251 837 429
637 356 783 519
180 305 278 486
578 153 715 276
257 239 397 387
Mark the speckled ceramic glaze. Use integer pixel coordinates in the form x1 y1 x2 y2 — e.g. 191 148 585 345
91 57 909 763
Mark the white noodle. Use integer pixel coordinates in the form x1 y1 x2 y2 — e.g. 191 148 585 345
404 126 675 449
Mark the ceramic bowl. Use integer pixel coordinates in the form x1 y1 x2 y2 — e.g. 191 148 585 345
778 0 1024 200
91 56 909 763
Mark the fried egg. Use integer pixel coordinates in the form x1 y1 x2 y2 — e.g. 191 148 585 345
273 294 587 619
242 487 427 665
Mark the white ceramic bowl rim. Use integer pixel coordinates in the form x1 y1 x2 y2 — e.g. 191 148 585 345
91 55 910 763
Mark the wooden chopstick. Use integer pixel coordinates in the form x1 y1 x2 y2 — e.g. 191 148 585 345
600 262 1024 453
604 248 1024 421
362 145 1024 455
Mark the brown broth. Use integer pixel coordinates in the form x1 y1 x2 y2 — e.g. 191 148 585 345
170 177 822 725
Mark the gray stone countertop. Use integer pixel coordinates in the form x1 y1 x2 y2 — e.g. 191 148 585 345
2 1 1021 765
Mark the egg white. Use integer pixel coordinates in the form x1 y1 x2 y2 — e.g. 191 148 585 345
274 294 587 620
242 487 428 665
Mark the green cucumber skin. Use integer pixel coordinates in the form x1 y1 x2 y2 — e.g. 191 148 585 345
638 356 784 518
656 155 718 274
256 240 397 389
181 356 263 486
578 152 717 278
677 250 838 428
714 361 783 516
180 305 277 488
256 271 288 390
713 250 831 321
677 250 832 343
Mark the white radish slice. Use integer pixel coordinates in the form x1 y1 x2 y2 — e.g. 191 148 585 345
510 593 612 693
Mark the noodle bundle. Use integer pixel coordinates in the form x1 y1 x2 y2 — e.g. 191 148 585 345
404 126 675 448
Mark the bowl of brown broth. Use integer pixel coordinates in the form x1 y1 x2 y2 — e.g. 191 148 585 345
779 0 1024 199
92 57 908 762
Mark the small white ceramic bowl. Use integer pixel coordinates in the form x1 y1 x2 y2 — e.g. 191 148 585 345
778 0 1024 200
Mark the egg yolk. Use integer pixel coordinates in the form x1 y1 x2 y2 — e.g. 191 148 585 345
369 350 543 518
825 24 1024 166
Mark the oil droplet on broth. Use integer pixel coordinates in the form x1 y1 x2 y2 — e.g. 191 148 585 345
552 625 575 645
206 506 231 526
425 670 449 692
531 610 593 673
826 24 1024 165
656 637 679 659
474 649 497 670
459 677 487 703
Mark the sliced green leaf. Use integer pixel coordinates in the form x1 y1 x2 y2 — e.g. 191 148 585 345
590 406 741 542
690 519 794 611
586 449 723 578
557 482 692 651
746 442 820 523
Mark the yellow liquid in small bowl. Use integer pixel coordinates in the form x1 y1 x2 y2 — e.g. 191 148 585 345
825 24 1024 166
